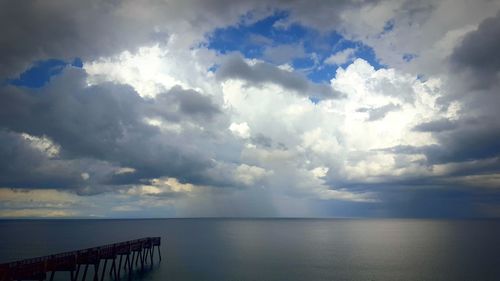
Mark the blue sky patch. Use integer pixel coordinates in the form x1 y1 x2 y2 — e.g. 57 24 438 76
206 11 384 83
8 58 83 88
206 11 308 58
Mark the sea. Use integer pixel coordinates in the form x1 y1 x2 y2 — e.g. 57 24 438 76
1 218 500 281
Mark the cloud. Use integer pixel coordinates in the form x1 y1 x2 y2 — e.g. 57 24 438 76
0 130 91 189
274 0 379 32
220 57 446 205
1 0 500 218
150 86 222 123
450 11 500 88
0 0 275 80
234 164 271 186
229 122 251 139
357 103 401 121
0 67 239 192
0 0 374 79
262 44 307 64
326 0 500 76
454 12 500 68
250 133 273 148
0 0 162 79
385 117 500 165
427 120 500 164
334 58 419 103
0 209 77 218
406 12 500 174
217 54 342 99
325 48 356 65
412 118 457 132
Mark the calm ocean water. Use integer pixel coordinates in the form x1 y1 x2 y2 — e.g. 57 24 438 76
1 219 499 281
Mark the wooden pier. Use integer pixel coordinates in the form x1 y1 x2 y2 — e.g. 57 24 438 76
0 237 161 281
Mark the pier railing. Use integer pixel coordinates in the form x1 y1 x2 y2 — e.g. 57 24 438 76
0 237 161 281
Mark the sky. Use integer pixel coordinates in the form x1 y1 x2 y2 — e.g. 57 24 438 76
1 0 500 218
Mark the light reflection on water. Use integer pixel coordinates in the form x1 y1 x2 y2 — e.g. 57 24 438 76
1 219 499 281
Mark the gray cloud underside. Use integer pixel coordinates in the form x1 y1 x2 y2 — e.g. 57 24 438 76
149 85 221 123
445 11 500 105
375 12 500 186
357 103 400 121
383 117 500 167
0 131 85 189
383 133 499 167
412 118 458 132
0 0 377 80
216 54 342 99
0 68 245 192
0 0 236 79
450 12 500 87
412 12 500 168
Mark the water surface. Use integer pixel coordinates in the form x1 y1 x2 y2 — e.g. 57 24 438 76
1 219 499 280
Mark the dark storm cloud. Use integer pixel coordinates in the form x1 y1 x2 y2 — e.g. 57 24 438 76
431 11 500 113
150 86 221 123
426 121 500 164
0 68 149 160
0 0 375 80
412 118 457 132
399 12 500 176
0 131 84 189
375 11 500 193
0 0 167 79
216 54 343 99
450 12 500 87
0 67 232 192
383 118 500 165
357 103 400 121
0 0 266 79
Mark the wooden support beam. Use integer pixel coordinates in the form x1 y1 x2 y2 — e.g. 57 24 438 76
0 237 161 281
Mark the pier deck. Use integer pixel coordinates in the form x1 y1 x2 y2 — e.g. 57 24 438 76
0 237 161 281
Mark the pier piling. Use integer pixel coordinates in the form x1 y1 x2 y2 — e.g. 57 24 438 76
0 237 161 281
